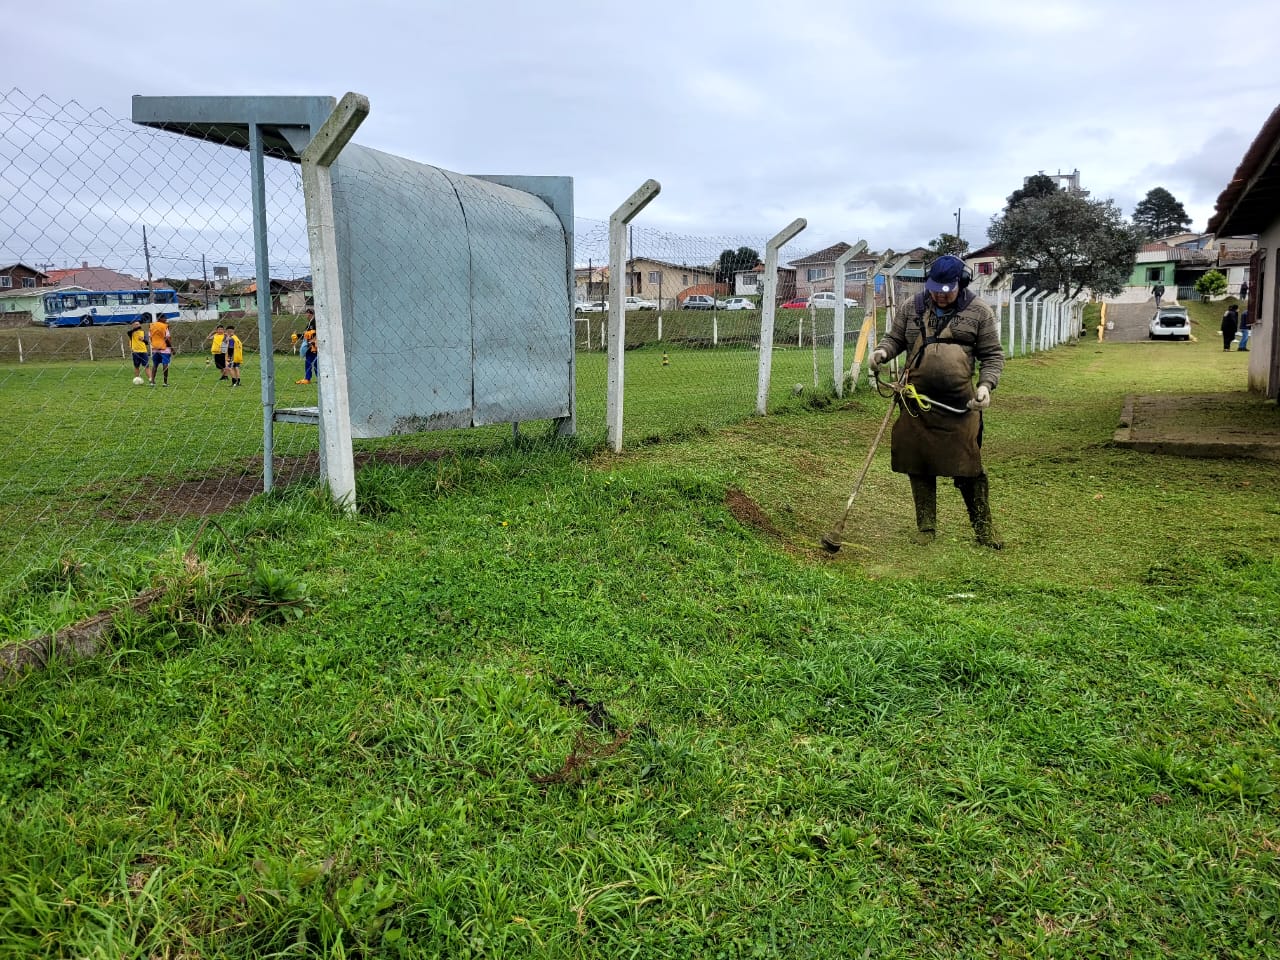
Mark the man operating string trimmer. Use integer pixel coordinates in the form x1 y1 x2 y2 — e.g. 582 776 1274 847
868 254 1006 548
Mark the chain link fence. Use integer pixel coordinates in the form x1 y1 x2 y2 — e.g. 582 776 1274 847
0 89 325 612
0 87 1083 629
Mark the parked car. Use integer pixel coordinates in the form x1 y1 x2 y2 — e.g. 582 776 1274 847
681 294 716 310
576 300 607 313
808 291 860 308
722 297 756 311
780 298 809 309
624 296 657 311
1149 306 1191 341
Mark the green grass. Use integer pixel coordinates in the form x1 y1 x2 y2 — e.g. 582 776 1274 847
1 314 1278 957
0 338 835 606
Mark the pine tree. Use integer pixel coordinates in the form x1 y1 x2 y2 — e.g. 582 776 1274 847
1132 187 1192 239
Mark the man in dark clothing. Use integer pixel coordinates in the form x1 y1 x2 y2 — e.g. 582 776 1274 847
1152 283 1166 308
1221 304 1239 351
870 255 1006 548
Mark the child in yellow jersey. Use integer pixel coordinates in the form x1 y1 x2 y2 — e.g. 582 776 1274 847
209 325 227 380
128 321 149 380
223 325 244 387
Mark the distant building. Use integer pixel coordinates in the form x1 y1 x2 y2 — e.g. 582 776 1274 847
1026 168 1085 194
44 263 142 291
0 263 48 291
1208 102 1280 399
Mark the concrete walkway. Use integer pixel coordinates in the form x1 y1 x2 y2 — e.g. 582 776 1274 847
1102 300 1164 342
1114 392 1280 461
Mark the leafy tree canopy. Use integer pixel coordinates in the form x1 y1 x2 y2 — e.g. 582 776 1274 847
1004 173 1060 214
988 191 1142 298
715 247 761 285
1195 269 1227 299
927 233 970 258
1132 187 1192 239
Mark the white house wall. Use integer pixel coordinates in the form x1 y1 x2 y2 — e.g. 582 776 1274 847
1247 221 1277 397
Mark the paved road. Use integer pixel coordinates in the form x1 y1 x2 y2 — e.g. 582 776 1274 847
1102 300 1161 342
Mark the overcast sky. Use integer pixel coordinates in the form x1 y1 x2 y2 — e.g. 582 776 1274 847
7 0 1280 264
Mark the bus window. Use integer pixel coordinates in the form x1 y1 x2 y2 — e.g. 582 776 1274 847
90 294 107 306
44 295 57 312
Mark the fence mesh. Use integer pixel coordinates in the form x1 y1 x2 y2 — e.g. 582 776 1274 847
0 87 1083 630
0 89 321 610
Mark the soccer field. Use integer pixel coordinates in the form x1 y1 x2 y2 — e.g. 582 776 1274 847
0 343 842 599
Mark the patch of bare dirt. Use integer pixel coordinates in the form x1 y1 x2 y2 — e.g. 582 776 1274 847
725 488 780 538
104 448 455 522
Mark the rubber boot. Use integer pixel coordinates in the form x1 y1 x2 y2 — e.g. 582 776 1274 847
909 474 937 545
956 475 1003 549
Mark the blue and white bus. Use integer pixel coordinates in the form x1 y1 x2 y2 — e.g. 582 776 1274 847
42 288 180 327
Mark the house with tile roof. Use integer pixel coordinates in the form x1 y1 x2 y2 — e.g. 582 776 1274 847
622 258 717 309
0 263 49 292
786 242 881 300
44 264 142 291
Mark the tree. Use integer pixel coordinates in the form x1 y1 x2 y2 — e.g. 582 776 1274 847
1132 187 1192 239
927 233 970 258
1004 173 1059 214
988 191 1143 298
1195 269 1227 300
714 246 761 286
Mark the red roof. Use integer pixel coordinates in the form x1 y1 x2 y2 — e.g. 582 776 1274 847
45 266 142 290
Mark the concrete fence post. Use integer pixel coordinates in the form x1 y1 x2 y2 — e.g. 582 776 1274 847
832 240 868 396
607 178 661 453
300 91 370 512
756 217 807 415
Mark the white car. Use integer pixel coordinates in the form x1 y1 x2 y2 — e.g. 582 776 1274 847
624 296 657 311
722 297 757 311
1149 306 1191 341
808 291 859 309
575 300 607 313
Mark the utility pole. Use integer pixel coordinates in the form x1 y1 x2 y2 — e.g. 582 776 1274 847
202 254 209 309
142 226 154 302
955 209 961 240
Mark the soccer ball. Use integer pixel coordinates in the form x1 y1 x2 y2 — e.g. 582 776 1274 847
133 376 145 385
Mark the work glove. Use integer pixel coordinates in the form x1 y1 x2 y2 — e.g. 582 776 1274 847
869 348 888 375
967 385 991 411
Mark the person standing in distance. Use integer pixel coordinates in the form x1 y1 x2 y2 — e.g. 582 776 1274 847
223 325 244 387
297 308 318 385
128 320 150 382
148 313 173 386
869 255 1006 548
208 324 228 380
1221 304 1239 351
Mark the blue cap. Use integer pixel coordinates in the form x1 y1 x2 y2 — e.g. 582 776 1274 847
925 255 965 293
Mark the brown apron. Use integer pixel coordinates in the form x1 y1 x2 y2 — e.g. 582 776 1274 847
890 337 984 477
